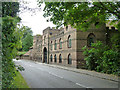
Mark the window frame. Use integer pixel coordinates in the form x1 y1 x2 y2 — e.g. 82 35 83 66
67 35 71 48
59 38 62 49
87 33 95 47
68 54 72 64
59 54 62 63
54 54 57 63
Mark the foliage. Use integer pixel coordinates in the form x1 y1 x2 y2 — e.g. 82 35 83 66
17 51 27 56
18 26 33 51
22 26 33 39
37 1 120 76
22 33 33 51
11 70 29 88
37 2 120 30
2 2 24 88
2 2 19 17
82 41 120 75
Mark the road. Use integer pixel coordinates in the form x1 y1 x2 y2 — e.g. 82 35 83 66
14 59 118 89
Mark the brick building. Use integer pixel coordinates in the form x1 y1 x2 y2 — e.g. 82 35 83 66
24 23 118 68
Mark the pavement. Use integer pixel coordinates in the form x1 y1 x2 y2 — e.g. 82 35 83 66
35 61 119 82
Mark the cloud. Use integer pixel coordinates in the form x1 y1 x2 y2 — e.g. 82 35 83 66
19 0 56 35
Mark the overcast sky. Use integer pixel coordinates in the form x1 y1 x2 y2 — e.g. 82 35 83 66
19 0 56 35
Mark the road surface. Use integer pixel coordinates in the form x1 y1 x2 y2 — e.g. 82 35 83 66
14 59 118 89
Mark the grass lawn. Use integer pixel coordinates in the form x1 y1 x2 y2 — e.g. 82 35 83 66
11 70 29 88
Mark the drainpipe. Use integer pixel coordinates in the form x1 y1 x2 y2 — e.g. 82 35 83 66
48 33 49 64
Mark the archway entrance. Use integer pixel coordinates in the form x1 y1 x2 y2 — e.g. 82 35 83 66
43 47 47 63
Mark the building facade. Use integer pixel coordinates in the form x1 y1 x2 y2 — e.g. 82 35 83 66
25 23 117 68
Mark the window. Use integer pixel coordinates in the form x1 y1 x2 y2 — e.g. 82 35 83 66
50 32 52 35
59 54 62 63
59 38 62 49
54 54 57 63
68 54 72 64
67 35 71 48
87 33 95 47
50 54 53 62
54 40 57 50
51 41 52 50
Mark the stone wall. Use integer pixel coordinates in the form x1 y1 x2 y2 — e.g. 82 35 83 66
27 24 118 69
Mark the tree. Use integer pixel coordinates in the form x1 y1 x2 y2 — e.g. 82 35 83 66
22 33 33 51
37 2 120 30
37 1 120 75
2 2 24 88
82 41 120 75
18 25 33 51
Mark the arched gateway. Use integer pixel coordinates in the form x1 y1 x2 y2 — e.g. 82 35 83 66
43 47 47 63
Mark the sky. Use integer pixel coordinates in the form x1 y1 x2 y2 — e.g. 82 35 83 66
18 0 56 35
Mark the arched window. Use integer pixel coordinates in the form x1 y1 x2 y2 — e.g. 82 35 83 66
54 54 57 63
50 54 53 62
67 35 71 48
68 54 72 64
87 33 95 47
51 41 52 50
54 40 57 50
59 54 62 63
59 38 62 49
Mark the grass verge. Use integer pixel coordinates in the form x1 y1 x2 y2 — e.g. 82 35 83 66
11 70 29 88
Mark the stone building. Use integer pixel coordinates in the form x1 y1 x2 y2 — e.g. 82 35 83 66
25 22 118 69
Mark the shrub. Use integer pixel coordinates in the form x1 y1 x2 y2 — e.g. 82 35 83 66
82 41 120 76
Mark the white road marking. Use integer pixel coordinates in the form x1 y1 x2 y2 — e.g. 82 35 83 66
48 72 63 79
76 83 88 88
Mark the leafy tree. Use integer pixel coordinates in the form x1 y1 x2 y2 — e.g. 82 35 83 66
37 2 120 75
2 2 24 88
22 33 33 51
18 25 33 51
22 26 33 39
82 41 120 75
37 2 120 30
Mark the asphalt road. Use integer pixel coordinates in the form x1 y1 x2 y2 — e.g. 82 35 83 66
14 59 118 89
